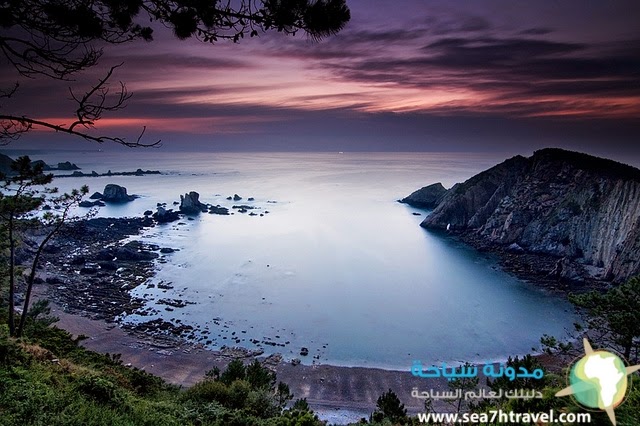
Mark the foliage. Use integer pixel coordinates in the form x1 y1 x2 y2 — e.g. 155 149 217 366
0 156 88 337
446 362 479 414
371 388 408 424
485 355 548 393
0 0 350 146
569 276 640 362
0 319 328 426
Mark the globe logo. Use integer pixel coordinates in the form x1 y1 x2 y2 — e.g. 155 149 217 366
556 338 640 426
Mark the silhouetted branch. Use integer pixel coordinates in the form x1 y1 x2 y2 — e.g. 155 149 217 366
68 64 130 131
0 83 20 100
0 115 159 147
0 0 348 147
0 64 158 147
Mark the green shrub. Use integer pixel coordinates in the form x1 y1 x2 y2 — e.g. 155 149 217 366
76 375 123 406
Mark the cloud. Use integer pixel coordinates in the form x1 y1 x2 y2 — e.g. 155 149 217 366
318 34 640 117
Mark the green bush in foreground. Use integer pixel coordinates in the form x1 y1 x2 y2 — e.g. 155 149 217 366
0 317 325 426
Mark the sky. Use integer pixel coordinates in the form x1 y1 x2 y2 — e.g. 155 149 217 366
1 0 639 158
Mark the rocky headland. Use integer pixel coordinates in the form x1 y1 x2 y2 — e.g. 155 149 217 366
407 148 640 288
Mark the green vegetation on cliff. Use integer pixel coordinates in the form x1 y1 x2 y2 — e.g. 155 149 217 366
0 311 325 426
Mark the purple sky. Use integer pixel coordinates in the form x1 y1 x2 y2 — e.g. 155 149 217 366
2 0 639 157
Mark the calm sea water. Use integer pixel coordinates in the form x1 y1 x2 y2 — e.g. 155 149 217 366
18 150 578 369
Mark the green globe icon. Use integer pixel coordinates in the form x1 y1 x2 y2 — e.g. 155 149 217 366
556 338 640 426
569 350 627 410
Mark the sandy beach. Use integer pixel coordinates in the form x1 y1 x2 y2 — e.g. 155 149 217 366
42 289 457 424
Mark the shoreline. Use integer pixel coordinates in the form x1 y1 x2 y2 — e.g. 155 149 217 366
30 216 577 423
40 293 570 424
40 290 452 423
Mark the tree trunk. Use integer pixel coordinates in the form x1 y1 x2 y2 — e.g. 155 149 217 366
8 216 15 336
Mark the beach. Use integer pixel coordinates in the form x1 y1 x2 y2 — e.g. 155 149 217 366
43 290 453 423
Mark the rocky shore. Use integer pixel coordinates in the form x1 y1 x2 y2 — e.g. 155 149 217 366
36 217 157 321
406 148 640 288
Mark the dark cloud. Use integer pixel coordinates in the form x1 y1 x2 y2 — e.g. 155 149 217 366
107 53 250 70
520 28 553 35
423 37 585 61
321 35 640 115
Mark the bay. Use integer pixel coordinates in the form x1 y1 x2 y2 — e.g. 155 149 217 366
26 150 577 369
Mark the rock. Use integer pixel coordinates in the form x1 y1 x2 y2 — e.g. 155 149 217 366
507 243 525 253
143 210 153 216
233 194 242 201
98 261 118 271
42 205 52 210
209 205 230 215
89 192 103 199
248 197 255 201
300 347 309 356
102 184 135 203
160 247 175 254
419 148 640 284
57 161 80 170
400 182 448 209
153 207 180 223
71 171 83 176
179 191 207 214
79 200 105 207
31 159 52 170
45 276 64 284
97 246 158 262
291 358 301 366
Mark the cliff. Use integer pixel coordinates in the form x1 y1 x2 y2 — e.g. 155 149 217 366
418 148 640 284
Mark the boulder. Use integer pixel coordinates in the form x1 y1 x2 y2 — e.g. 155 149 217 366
209 205 230 215
153 206 180 223
79 200 105 207
102 184 135 203
89 191 103 199
180 191 207 214
233 194 242 201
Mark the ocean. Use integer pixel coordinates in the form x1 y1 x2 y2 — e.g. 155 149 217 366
13 149 578 370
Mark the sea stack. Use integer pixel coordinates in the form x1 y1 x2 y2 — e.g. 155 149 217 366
101 184 135 202
179 191 208 214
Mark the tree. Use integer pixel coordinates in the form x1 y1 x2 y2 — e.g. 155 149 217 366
0 156 88 337
0 0 350 146
371 388 407 424
569 277 640 362
446 362 479 414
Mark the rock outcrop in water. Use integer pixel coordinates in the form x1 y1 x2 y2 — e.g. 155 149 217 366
416 148 640 284
179 191 208 214
101 184 135 202
399 182 448 209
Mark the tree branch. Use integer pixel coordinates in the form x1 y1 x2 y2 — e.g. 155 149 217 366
0 115 160 147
